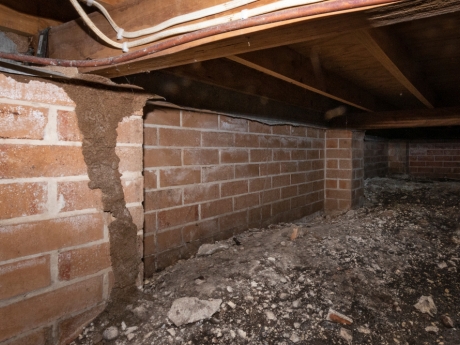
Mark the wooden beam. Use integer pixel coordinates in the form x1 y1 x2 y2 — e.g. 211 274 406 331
0 4 62 36
331 107 460 129
228 46 390 112
163 58 335 113
355 28 436 108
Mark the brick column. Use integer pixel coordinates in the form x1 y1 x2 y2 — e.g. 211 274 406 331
325 129 364 213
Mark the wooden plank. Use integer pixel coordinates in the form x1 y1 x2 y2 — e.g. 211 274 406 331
355 28 436 108
228 46 390 112
163 58 335 113
331 107 460 129
0 4 62 36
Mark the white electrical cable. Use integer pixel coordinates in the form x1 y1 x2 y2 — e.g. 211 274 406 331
69 0 326 52
81 0 258 39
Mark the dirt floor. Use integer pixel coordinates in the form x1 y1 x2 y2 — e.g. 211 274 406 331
71 177 460 345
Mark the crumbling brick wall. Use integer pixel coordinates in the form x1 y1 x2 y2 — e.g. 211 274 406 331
143 107 326 275
0 74 144 344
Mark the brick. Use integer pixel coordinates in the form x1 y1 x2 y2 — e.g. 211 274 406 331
312 160 324 170
273 149 291 161
326 169 352 179
0 182 47 220
116 146 142 173
250 149 272 162
338 199 352 210
249 121 271 134
280 137 298 148
57 110 81 141
160 167 201 187
281 185 297 199
291 173 306 184
159 128 200 147
326 149 351 159
57 180 102 212
326 130 352 139
58 242 110 281
184 184 219 204
144 107 180 126
326 139 338 149
202 165 234 182
219 210 248 232
144 170 157 189
221 180 248 197
144 233 156 255
280 162 298 173
158 205 199 230
234 193 259 210
182 219 218 242
144 127 158 146
0 256 50 300
0 214 104 261
327 159 338 169
0 276 103 342
260 162 280 176
291 195 307 209
184 149 219 165
4 328 48 345
298 182 313 195
249 177 271 192
291 126 307 137
339 138 352 148
201 198 233 219
326 189 351 199
259 135 281 148
297 138 312 149
272 125 290 135
145 188 182 211
307 150 321 160
272 200 290 214
0 103 47 139
235 164 259 179
292 150 307 160
221 149 249 163
122 176 143 204
248 205 271 226
144 148 181 167
234 133 259 147
128 205 144 231
156 228 183 252
58 304 105 345
202 132 234 147
182 111 218 129
307 170 324 181
0 145 86 178
273 174 291 188
220 116 248 132
312 139 324 150
116 116 143 144
260 188 280 203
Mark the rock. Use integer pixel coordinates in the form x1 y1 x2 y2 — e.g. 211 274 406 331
227 286 233 293
127 333 135 341
357 326 371 334
237 329 247 339
437 262 448 269
290 332 300 343
292 299 301 308
290 227 299 241
125 326 138 335
279 293 289 300
441 315 454 328
265 310 277 321
197 243 229 256
227 301 236 309
326 309 353 325
132 306 148 319
267 257 276 262
102 326 119 341
230 330 236 339
92 333 103 344
414 296 437 316
121 321 127 331
167 328 176 337
425 325 439 333
339 328 353 343
167 297 222 327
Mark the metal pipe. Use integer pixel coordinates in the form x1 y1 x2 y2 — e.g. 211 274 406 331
0 0 398 68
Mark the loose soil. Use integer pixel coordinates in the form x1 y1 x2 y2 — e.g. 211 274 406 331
72 177 460 345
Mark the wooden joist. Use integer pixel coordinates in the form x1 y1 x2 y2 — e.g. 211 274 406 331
163 58 335 113
228 46 390 112
331 107 460 129
355 28 436 109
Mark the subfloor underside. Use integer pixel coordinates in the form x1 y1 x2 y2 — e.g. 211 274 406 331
73 177 460 345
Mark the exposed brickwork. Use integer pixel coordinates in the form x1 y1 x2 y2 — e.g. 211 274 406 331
144 107 325 275
364 137 389 178
0 74 144 345
408 142 460 179
325 129 365 213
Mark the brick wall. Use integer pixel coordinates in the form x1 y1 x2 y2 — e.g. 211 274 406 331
0 74 144 344
408 142 460 179
388 141 408 175
364 136 388 178
143 107 325 275
325 130 365 213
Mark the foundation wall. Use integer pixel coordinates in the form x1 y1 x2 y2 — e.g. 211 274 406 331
0 74 144 345
364 137 388 178
408 142 460 179
143 107 325 275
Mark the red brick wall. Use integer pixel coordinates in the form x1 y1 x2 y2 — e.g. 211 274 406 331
364 137 388 178
0 74 144 344
143 107 325 275
325 130 365 213
408 142 460 179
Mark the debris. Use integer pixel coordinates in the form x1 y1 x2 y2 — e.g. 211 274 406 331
414 296 437 316
197 243 229 256
167 328 176 337
102 326 119 341
339 328 353 343
326 308 353 325
125 326 138 335
357 326 371 334
441 315 454 328
425 325 439 333
237 329 247 339
290 227 299 241
437 262 448 269
265 310 277 321
167 297 222 327
290 332 301 343
227 301 236 309
132 306 148 319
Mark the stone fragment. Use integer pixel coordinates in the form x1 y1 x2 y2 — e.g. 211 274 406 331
132 306 148 319
227 301 236 309
339 328 353 343
102 326 119 341
237 329 247 339
437 262 448 269
290 227 299 241
127 333 135 341
197 243 229 256
441 315 454 328
357 326 371 334
414 296 437 316
125 326 138 335
167 328 176 336
425 325 439 333
167 297 222 327
227 286 233 293
326 309 353 325
265 310 277 321
290 332 301 343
